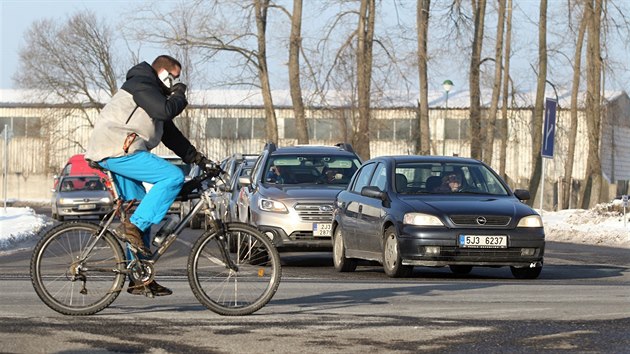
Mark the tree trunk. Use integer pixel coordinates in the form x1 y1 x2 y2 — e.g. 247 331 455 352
469 0 486 160
582 0 603 208
255 0 278 144
564 5 588 209
289 0 308 144
482 0 506 165
416 0 431 155
354 0 375 160
527 0 548 207
499 0 513 180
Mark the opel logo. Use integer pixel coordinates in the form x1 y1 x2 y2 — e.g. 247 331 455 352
319 205 333 212
476 216 487 225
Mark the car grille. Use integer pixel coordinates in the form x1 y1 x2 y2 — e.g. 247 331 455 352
294 203 334 222
449 215 511 227
439 246 523 258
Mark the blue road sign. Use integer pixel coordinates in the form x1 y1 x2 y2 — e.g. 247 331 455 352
542 98 557 158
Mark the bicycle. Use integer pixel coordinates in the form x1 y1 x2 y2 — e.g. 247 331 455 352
30 163 281 316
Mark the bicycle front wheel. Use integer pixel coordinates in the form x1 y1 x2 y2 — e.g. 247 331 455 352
188 223 281 316
30 222 126 316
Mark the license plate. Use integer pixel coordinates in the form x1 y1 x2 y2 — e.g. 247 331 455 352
313 223 332 237
78 204 96 210
459 235 507 248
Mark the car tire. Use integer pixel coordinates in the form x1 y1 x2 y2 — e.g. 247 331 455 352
510 264 543 279
449 265 473 275
190 215 202 229
382 227 412 278
332 227 357 272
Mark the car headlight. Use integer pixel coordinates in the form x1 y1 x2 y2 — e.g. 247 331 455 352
99 197 111 203
58 198 73 204
517 215 543 228
403 213 444 226
258 198 288 213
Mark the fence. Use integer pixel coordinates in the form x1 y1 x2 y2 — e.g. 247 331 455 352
0 103 611 208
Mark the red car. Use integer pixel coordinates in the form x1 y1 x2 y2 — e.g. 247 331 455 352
53 154 108 189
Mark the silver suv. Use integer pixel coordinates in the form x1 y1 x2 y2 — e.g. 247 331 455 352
240 143 361 251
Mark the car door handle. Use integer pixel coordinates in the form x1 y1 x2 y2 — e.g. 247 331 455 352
358 205 363 213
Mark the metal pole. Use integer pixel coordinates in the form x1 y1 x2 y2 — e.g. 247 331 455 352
539 158 545 216
3 124 8 212
442 91 449 156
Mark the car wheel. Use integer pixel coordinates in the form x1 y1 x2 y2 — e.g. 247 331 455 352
332 227 357 272
449 265 473 275
382 227 412 278
510 264 543 279
190 215 202 229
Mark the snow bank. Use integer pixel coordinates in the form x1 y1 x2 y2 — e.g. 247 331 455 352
0 207 52 252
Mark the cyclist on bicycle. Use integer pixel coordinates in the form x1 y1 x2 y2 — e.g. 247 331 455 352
85 55 212 296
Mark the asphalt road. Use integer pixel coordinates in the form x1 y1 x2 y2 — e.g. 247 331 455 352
1 212 629 353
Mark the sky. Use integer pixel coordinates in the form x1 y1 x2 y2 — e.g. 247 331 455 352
1 0 629 97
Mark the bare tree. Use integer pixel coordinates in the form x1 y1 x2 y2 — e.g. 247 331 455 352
416 0 431 155
128 0 279 143
564 2 588 209
498 0 513 180
482 0 506 164
287 0 308 143
15 10 121 152
527 0 548 206
469 0 486 160
15 11 119 113
354 0 376 160
582 0 604 208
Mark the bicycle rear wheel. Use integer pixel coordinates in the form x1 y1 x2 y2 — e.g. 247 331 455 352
30 222 126 315
188 223 281 316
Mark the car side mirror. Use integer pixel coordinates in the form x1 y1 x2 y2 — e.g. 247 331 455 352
239 176 252 187
361 186 386 201
513 189 530 201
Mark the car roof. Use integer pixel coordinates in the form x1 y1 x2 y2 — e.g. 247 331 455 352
371 155 482 164
271 145 358 156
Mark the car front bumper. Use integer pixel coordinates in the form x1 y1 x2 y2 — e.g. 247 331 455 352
398 225 545 267
57 203 113 217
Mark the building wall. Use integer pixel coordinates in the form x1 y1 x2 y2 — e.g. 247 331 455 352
0 104 614 208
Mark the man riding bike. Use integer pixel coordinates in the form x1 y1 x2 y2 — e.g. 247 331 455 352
85 55 212 296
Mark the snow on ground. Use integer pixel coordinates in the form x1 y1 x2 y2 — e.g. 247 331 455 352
0 207 53 254
1 202 629 255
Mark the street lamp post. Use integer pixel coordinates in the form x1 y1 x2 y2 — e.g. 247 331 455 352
442 80 453 156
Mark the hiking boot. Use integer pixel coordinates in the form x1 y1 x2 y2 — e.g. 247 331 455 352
114 219 150 256
127 280 173 296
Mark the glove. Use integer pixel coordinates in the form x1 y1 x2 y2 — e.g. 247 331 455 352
171 82 187 95
191 151 210 168
205 161 222 177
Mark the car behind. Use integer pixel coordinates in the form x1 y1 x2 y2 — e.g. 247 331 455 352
240 143 361 251
332 155 545 279
51 175 113 221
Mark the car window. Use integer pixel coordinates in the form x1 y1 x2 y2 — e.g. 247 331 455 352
264 155 361 185
351 163 376 193
370 163 387 191
395 162 509 195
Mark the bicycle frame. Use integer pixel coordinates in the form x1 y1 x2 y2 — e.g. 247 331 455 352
77 169 221 268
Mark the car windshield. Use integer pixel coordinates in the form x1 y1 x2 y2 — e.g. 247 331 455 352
59 176 106 192
264 155 361 185
395 162 509 195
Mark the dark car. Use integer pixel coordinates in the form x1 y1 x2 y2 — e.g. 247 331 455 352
51 175 113 221
240 143 362 251
332 155 545 279
182 153 258 229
